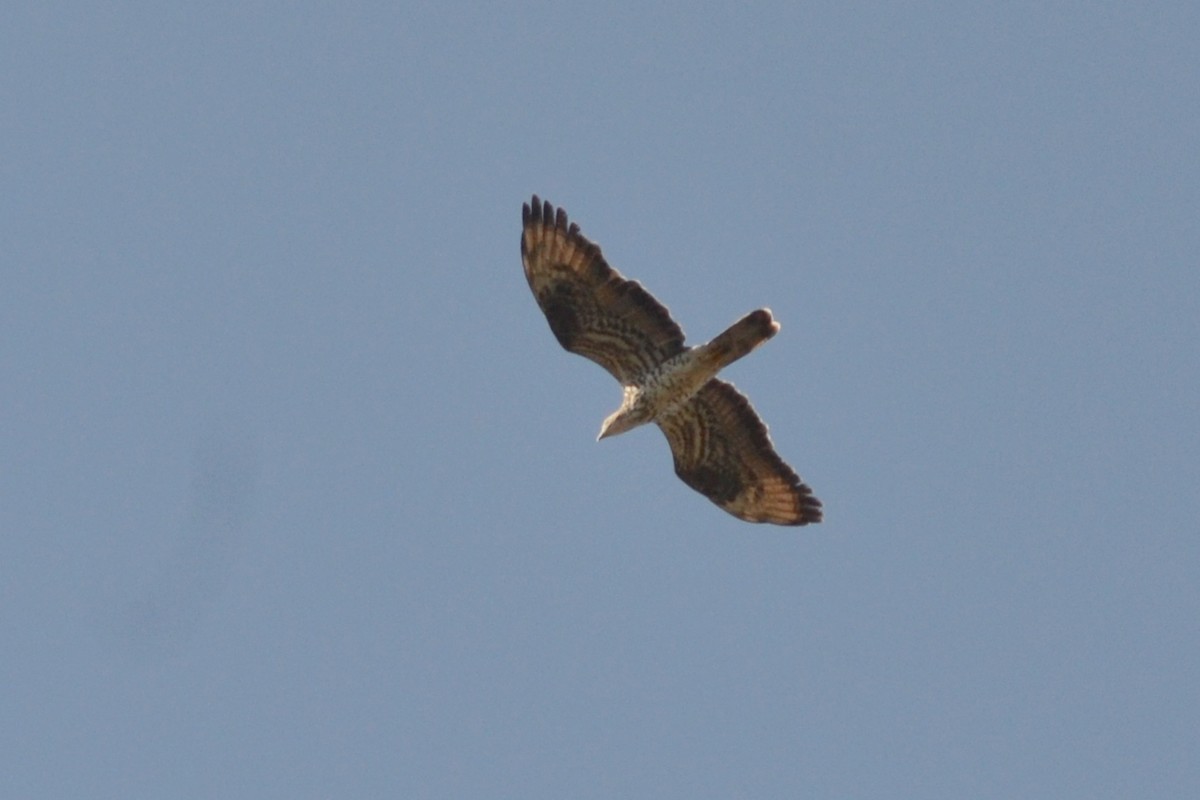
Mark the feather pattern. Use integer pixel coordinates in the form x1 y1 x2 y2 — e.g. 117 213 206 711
657 380 822 525
522 197 685 384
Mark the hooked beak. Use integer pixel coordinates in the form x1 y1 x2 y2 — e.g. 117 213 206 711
597 413 623 441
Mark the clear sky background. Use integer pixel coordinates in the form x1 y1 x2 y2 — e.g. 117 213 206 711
4 2 1197 797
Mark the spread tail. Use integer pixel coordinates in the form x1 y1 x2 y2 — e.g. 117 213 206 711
701 309 779 370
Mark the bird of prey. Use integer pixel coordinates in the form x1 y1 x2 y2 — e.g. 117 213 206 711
521 195 822 525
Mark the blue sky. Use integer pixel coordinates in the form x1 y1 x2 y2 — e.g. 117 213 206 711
4 2 1197 797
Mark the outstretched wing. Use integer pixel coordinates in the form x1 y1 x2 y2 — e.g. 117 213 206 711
657 379 822 525
522 195 685 384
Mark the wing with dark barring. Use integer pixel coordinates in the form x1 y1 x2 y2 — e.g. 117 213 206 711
521 195 686 384
657 379 822 525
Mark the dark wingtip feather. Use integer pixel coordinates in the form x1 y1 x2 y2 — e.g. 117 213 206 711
792 490 823 525
524 194 544 225
523 196 578 240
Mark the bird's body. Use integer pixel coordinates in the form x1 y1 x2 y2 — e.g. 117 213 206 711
521 196 822 525
598 309 779 440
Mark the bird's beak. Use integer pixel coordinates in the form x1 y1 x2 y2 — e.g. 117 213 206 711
598 409 630 441
597 417 620 441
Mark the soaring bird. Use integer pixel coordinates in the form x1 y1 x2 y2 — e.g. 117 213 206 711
521 196 822 525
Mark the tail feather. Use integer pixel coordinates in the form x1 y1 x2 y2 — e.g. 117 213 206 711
702 309 779 370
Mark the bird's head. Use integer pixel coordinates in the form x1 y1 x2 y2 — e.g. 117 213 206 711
600 403 656 440
598 409 635 441
598 386 650 441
